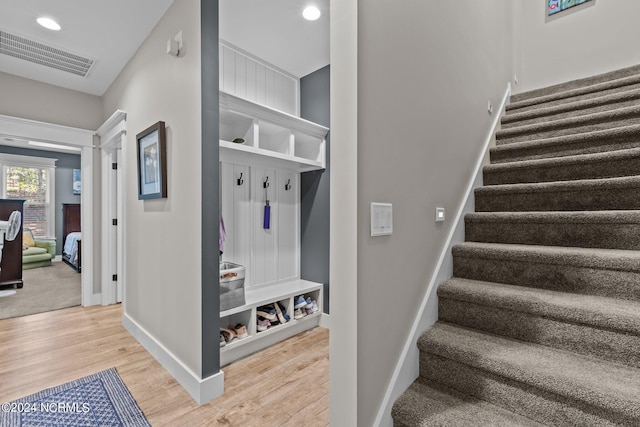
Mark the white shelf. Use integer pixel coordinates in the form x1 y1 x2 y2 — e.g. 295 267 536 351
220 91 327 172
220 279 321 317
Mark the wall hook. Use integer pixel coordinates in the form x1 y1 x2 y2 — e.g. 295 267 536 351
263 176 270 189
237 172 244 186
285 179 291 191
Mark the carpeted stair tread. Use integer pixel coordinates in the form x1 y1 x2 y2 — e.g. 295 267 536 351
438 278 640 366
502 87 640 129
453 241 640 272
465 210 640 249
392 380 544 427
496 105 640 145
438 278 640 336
418 323 640 421
475 175 640 212
510 64 640 103
509 70 640 109
490 124 640 164
483 147 640 185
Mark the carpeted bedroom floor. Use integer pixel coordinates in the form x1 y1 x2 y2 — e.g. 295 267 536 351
0 261 81 319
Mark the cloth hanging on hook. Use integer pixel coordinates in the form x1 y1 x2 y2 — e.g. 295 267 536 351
263 179 270 230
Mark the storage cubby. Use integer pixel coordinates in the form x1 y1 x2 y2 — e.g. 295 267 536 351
294 132 323 163
258 120 292 155
220 309 253 348
219 109 256 147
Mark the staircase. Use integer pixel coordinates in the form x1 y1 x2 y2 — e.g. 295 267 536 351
392 65 640 426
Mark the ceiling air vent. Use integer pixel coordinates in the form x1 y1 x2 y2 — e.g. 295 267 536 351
0 30 95 77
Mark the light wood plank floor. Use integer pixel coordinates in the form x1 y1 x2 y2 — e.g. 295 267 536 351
0 304 329 426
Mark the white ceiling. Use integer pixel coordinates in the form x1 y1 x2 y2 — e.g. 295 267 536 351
220 0 329 78
0 0 174 96
0 0 329 97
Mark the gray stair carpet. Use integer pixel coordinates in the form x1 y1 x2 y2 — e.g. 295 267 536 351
392 64 640 426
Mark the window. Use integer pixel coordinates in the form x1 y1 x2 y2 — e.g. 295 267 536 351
0 154 56 238
548 0 594 16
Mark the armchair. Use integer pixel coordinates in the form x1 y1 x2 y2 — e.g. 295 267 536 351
22 228 55 269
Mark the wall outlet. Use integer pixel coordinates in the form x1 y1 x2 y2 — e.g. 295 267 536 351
487 101 493 115
514 74 519 85
435 207 445 222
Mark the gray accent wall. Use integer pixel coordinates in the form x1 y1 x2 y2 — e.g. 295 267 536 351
0 146 81 255
300 65 330 314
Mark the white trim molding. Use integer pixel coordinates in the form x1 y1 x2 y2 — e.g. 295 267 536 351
0 113 95 307
122 314 225 404
373 83 512 427
97 110 127 306
0 114 94 147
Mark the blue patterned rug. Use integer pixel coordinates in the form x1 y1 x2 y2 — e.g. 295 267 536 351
1 368 151 427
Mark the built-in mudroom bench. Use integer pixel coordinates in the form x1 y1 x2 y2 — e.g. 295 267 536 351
218 43 328 365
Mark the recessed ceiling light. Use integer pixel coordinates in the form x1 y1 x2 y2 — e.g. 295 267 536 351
302 6 321 21
37 17 61 31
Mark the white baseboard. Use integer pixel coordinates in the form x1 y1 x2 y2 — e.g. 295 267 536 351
122 313 225 404
52 255 62 262
372 83 512 427
87 292 102 307
320 313 331 329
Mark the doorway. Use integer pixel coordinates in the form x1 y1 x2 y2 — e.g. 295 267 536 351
0 113 95 307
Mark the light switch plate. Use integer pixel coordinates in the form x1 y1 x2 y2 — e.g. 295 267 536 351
435 207 445 222
371 203 393 237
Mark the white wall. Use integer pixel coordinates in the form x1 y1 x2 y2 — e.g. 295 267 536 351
0 72 103 130
352 1 514 425
513 0 640 94
102 0 203 376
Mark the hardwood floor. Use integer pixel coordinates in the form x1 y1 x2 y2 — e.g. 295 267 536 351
0 304 329 426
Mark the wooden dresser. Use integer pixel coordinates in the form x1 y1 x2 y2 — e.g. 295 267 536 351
0 199 24 289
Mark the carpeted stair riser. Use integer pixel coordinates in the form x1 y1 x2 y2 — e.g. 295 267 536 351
507 78 640 114
452 243 640 301
418 323 640 426
483 147 640 185
391 381 545 427
496 105 640 145
510 64 640 104
438 298 640 368
419 352 629 427
475 176 640 212
507 81 640 116
464 211 640 249
502 88 640 129
490 124 640 164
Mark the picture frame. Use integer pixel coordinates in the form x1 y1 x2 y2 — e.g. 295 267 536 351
547 0 594 16
136 121 167 200
72 168 81 195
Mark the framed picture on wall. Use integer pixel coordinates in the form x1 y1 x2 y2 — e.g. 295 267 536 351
548 0 594 16
136 121 167 200
72 169 81 195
